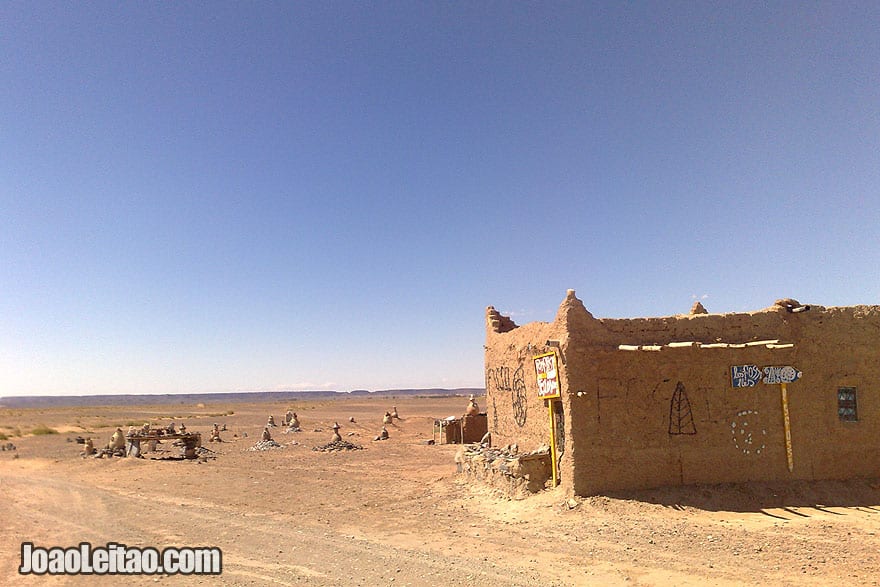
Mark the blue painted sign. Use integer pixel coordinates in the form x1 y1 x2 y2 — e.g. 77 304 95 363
762 366 801 385
732 364 801 387
731 365 762 387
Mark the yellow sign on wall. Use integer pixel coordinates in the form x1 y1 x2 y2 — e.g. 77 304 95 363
534 352 561 399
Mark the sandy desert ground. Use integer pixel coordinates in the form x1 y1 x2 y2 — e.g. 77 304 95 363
1 395 879 586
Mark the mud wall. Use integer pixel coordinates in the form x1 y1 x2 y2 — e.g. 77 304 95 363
484 309 562 451
486 291 880 496
484 293 591 488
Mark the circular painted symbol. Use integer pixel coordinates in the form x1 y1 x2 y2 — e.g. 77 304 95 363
512 376 527 428
780 366 797 382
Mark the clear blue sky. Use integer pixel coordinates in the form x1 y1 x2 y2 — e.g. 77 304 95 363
2 3 878 396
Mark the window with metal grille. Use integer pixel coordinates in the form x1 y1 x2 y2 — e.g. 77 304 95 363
838 387 858 422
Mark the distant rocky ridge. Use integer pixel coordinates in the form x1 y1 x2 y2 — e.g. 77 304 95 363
0 388 484 409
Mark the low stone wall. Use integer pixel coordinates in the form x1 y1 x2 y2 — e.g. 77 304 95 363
456 444 552 498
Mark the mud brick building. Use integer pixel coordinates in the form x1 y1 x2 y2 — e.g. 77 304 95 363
485 290 880 496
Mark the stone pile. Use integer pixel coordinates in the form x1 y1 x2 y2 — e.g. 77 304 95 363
312 440 363 452
248 440 283 451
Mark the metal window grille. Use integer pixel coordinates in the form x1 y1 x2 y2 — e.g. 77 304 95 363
837 387 858 422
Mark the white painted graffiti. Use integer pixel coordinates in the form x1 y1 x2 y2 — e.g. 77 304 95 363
730 409 767 455
731 365 802 387
731 365 762 387
762 366 801 384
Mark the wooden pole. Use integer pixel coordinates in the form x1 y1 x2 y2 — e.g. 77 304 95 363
547 399 559 486
780 383 794 472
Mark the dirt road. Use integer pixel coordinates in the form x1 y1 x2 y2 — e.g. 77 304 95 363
1 396 879 585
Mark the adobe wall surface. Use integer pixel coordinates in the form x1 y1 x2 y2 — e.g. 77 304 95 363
484 293 590 490
486 291 880 496
484 305 564 451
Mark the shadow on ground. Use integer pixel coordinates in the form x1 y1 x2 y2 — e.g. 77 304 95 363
603 477 880 514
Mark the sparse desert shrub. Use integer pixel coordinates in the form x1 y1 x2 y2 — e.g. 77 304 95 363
31 424 59 435
0 432 7 441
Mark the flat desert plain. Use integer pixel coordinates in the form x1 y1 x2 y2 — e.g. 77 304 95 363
1 395 879 586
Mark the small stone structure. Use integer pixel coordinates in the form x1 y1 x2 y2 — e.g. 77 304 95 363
125 427 203 459
457 444 552 497
485 290 880 496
